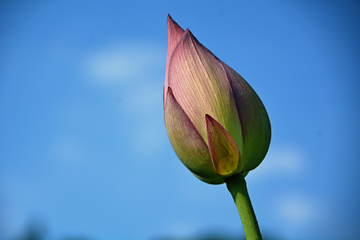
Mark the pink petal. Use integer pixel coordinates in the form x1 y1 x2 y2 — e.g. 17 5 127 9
220 62 271 172
164 88 224 184
168 29 243 148
164 15 185 107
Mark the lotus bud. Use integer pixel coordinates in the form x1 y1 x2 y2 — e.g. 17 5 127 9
164 15 271 184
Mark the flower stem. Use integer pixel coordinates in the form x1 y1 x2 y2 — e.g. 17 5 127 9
226 174 262 240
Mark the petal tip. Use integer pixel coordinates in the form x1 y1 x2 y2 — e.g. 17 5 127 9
167 14 184 34
164 87 174 107
166 86 173 97
206 115 240 177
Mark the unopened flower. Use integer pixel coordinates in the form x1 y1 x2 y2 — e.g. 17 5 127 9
164 15 271 184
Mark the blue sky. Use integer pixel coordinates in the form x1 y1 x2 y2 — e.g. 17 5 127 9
0 1 359 240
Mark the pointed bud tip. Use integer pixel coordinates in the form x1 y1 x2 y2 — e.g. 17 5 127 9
184 28 192 36
180 28 204 51
167 14 173 23
167 14 183 31
178 28 195 45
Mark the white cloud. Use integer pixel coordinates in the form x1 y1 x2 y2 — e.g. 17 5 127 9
277 194 314 225
79 41 168 159
248 145 307 181
269 192 331 239
82 41 165 84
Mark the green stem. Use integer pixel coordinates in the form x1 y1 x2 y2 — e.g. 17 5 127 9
226 174 262 240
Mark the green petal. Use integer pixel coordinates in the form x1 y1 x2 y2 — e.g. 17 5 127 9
206 115 241 177
168 29 243 149
164 88 224 184
220 62 271 172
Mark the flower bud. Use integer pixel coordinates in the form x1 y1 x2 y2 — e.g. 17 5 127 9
164 15 271 184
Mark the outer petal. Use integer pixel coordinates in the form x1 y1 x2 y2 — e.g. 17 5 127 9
220 62 271 172
168 29 243 151
206 115 241 177
164 15 185 107
164 88 224 184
